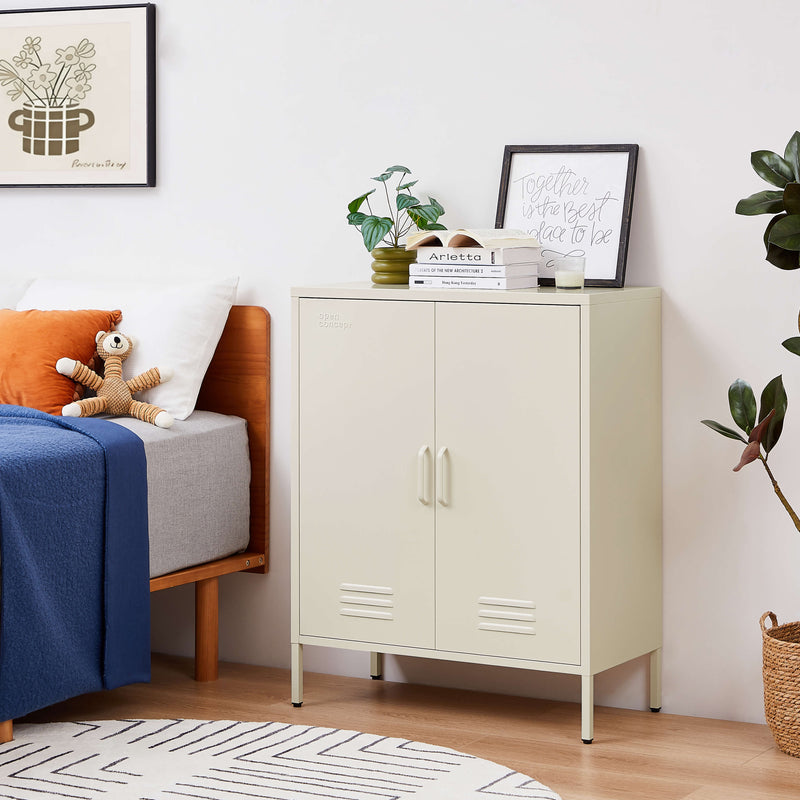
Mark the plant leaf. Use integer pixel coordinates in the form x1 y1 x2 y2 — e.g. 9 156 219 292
752 150 796 188
427 196 445 216
785 131 800 181
782 336 800 356
759 376 787 453
735 190 785 216
396 194 420 211
784 183 800 215
348 190 375 214
408 204 441 223
425 222 447 230
347 211 367 226
766 243 800 269
360 215 393 250
728 379 756 433
763 213 800 268
372 172 392 183
701 419 748 443
768 214 800 251
397 180 418 191
384 165 410 175
733 441 761 472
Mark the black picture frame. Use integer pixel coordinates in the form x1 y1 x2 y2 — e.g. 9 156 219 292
0 3 155 187
495 144 638 287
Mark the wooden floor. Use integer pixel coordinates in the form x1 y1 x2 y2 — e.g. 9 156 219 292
17 653 800 800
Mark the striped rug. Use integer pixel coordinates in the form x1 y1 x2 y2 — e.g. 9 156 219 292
0 718 562 799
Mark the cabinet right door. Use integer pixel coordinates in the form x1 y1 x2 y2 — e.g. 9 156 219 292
434 302 582 665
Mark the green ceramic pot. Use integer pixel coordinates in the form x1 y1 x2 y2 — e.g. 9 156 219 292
370 246 415 285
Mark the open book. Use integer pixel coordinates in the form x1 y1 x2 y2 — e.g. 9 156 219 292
405 228 539 250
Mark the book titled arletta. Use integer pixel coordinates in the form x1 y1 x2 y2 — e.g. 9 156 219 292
406 228 541 266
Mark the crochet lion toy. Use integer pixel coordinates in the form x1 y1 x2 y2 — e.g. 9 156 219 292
56 330 174 428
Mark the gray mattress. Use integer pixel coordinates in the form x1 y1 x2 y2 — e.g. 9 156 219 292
110 411 251 578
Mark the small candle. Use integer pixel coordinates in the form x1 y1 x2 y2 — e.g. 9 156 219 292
554 269 585 289
554 256 586 289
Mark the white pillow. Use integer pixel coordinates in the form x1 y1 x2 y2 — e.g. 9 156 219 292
0 278 32 309
17 276 238 420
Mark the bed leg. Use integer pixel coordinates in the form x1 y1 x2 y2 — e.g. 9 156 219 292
195 577 219 682
0 721 12 743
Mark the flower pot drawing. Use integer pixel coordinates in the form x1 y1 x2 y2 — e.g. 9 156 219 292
8 102 95 156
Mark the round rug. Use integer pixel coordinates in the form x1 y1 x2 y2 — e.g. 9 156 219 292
0 718 562 799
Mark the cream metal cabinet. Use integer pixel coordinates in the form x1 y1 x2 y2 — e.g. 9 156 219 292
291 283 662 743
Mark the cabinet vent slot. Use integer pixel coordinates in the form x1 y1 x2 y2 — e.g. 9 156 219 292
478 596 535 635
339 583 394 621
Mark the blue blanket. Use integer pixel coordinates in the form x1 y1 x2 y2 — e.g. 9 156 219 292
0 405 150 721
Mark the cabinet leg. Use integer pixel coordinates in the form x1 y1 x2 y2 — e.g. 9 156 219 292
650 647 662 712
581 675 594 743
291 643 303 707
370 651 383 680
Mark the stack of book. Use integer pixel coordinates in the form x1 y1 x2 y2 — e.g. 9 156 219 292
405 229 541 290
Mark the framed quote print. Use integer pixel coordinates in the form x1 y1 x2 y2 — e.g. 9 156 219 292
0 4 155 187
495 144 639 287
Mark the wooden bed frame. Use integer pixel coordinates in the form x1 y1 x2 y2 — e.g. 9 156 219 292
0 305 270 744
150 304 271 681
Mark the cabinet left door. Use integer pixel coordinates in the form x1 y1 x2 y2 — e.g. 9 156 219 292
297 298 436 649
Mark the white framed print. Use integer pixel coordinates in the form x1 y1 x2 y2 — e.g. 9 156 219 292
0 4 155 187
495 144 639 287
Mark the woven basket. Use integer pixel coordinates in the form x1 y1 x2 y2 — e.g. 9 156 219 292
760 611 800 757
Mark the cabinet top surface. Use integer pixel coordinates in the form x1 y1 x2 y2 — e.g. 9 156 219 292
291 282 660 305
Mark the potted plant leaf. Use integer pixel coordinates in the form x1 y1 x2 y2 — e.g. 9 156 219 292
703 131 800 757
347 165 446 285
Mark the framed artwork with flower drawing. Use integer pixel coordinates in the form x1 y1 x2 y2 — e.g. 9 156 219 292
0 4 155 187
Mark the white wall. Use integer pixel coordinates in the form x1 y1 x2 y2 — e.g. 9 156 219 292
3 0 800 725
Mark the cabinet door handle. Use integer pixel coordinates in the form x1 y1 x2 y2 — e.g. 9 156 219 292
436 446 449 506
417 445 431 505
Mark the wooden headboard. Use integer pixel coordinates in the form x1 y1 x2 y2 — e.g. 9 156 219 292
197 305 270 573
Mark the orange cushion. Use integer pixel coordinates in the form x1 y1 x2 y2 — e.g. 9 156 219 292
0 308 122 415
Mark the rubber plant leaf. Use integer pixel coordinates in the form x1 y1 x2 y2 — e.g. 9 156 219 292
758 377 786 454
728 378 756 433
360 216 394 250
782 336 800 356
732 409 776 472
763 214 800 268
733 441 761 472
784 183 800 215
700 419 748 443
751 150 795 188
766 243 800 269
768 214 800 251
785 131 800 182
735 190 785 216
